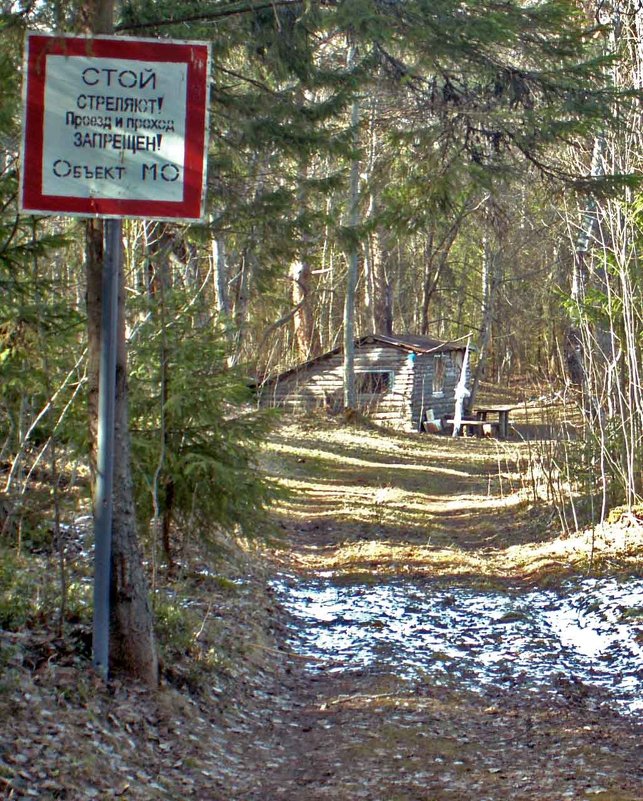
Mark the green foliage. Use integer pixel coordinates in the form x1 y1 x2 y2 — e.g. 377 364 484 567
128 287 277 545
154 597 199 659
0 540 92 633
64 579 93 626
0 549 38 630
116 0 627 376
0 0 634 552
154 590 230 691
0 16 86 547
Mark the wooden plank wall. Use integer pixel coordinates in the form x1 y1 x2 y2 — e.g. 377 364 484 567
412 353 460 430
258 344 466 431
259 351 345 412
411 352 464 429
258 344 414 428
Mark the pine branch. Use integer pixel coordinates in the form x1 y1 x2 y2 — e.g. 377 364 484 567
116 0 334 31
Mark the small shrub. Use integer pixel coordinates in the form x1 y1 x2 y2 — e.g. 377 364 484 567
0 549 37 630
154 597 200 660
65 580 92 625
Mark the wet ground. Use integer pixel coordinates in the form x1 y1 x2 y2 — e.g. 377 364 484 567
237 424 643 801
236 569 643 801
276 575 643 716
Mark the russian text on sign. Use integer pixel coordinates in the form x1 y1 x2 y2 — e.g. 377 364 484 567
20 33 210 220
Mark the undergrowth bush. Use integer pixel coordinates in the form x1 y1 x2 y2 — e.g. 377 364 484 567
128 293 278 567
154 597 200 660
0 549 38 630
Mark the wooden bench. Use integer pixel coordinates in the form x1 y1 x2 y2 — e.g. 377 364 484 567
444 419 501 438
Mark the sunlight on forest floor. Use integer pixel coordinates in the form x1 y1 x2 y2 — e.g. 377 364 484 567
248 417 643 801
262 419 642 581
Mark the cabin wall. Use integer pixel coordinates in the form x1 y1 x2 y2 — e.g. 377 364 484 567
258 351 345 413
258 343 468 432
258 344 417 428
411 352 464 429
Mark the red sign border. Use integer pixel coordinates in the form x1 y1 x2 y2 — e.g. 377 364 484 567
20 33 210 221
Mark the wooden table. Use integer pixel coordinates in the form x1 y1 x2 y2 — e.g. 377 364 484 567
473 405 515 439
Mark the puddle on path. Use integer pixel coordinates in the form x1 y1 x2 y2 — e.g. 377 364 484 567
276 575 643 715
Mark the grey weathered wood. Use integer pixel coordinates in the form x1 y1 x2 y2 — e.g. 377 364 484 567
258 335 469 432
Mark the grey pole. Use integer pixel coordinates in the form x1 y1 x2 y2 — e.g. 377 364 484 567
92 218 121 680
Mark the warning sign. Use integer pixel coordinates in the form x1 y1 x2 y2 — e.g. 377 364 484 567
20 33 210 221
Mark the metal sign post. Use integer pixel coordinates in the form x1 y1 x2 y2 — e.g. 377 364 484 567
91 218 121 679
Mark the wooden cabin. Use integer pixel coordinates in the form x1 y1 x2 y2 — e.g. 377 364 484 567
257 334 470 431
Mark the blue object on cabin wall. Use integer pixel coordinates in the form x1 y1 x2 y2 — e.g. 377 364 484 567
408 353 416 364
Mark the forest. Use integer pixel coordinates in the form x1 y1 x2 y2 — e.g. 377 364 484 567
0 0 642 799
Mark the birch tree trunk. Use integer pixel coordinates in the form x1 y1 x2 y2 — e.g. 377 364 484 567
230 155 269 366
362 98 393 336
212 237 231 319
291 157 322 360
369 225 393 335
230 248 253 366
343 44 360 411
469 233 500 410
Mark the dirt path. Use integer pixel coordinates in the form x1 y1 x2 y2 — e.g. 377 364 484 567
2 421 640 800
232 422 642 801
239 668 641 800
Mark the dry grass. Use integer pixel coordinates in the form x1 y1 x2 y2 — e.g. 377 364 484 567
262 417 642 583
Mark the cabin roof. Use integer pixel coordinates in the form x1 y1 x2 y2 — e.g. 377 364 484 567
259 333 469 386
364 334 468 354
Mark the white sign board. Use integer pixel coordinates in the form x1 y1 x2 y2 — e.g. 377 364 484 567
21 34 210 221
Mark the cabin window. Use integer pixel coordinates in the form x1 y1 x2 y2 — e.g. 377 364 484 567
432 356 446 396
356 370 393 395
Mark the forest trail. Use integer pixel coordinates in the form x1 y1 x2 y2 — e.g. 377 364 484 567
1 419 640 800
233 420 643 801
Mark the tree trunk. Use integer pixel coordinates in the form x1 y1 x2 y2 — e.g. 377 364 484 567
290 258 321 359
419 232 436 336
110 311 159 680
290 156 322 359
469 234 500 410
362 96 392 337
420 224 459 336
343 44 360 411
230 155 268 366
370 225 393 335
145 223 174 574
212 236 231 318
230 248 253 366
565 134 606 389
85 223 158 685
